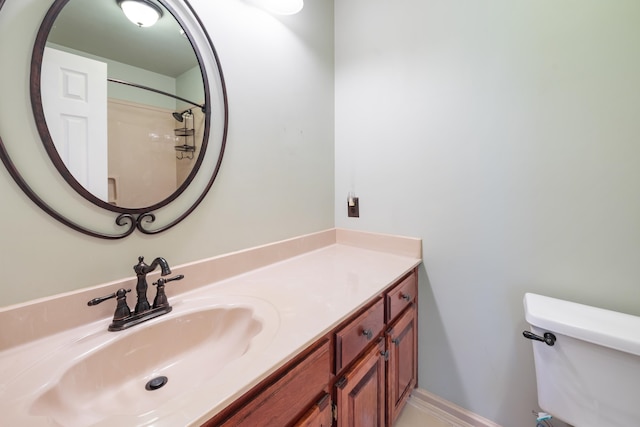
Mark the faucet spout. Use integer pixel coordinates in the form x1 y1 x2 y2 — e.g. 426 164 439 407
133 256 171 314
148 257 172 276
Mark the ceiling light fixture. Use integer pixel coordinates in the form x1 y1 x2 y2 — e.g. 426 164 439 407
260 0 304 15
117 0 163 27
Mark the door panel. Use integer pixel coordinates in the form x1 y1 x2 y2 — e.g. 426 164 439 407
387 305 417 424
336 341 385 427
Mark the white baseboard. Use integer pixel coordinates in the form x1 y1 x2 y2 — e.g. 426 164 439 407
409 388 503 427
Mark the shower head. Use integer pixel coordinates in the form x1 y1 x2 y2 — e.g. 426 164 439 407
172 109 193 122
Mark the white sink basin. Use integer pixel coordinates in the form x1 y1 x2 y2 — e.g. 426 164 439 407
28 296 279 426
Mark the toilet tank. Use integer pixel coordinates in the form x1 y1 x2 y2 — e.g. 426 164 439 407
523 293 640 427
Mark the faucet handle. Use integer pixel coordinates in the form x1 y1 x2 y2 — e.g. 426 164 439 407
88 288 132 326
88 288 131 306
152 275 183 309
154 274 184 285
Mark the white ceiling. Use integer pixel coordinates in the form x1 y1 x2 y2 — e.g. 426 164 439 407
47 0 199 78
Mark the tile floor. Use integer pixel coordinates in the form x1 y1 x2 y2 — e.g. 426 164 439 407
394 397 463 427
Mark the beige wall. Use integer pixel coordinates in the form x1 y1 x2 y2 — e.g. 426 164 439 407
0 0 334 306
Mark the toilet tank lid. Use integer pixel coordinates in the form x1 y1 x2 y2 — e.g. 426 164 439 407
524 293 640 356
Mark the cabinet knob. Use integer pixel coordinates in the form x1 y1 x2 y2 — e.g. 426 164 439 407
392 337 401 345
380 349 389 361
400 293 411 301
362 329 373 340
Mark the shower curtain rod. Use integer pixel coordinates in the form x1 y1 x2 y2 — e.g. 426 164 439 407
107 78 206 112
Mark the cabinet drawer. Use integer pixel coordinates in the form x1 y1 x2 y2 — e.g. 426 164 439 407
386 271 417 322
213 340 331 427
335 297 384 372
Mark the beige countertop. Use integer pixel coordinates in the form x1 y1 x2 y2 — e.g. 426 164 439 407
0 229 421 426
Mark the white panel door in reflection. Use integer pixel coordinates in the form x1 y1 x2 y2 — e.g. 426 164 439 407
42 47 108 200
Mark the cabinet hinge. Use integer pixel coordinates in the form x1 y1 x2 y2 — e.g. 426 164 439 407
332 403 338 421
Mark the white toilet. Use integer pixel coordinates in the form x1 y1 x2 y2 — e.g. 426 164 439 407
523 293 640 427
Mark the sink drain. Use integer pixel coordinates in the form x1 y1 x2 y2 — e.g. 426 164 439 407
145 376 168 391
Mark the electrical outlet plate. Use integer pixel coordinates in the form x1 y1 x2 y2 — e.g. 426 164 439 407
348 197 359 218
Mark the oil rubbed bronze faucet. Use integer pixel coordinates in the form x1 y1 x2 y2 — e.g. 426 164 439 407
88 256 184 331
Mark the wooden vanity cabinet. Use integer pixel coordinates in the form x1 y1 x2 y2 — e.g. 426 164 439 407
202 268 418 427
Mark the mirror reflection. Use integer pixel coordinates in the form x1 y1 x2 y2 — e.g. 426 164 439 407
42 0 205 209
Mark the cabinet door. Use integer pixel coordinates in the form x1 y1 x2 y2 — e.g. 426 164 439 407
386 305 417 425
335 340 386 427
294 392 333 427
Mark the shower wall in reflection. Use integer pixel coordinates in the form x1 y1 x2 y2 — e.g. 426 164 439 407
107 99 178 207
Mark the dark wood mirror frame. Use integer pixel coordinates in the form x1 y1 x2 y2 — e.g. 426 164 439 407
0 0 228 239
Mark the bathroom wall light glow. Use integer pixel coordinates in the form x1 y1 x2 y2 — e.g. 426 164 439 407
260 0 304 15
117 0 163 27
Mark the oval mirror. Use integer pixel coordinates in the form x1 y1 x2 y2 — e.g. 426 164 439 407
31 0 221 213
